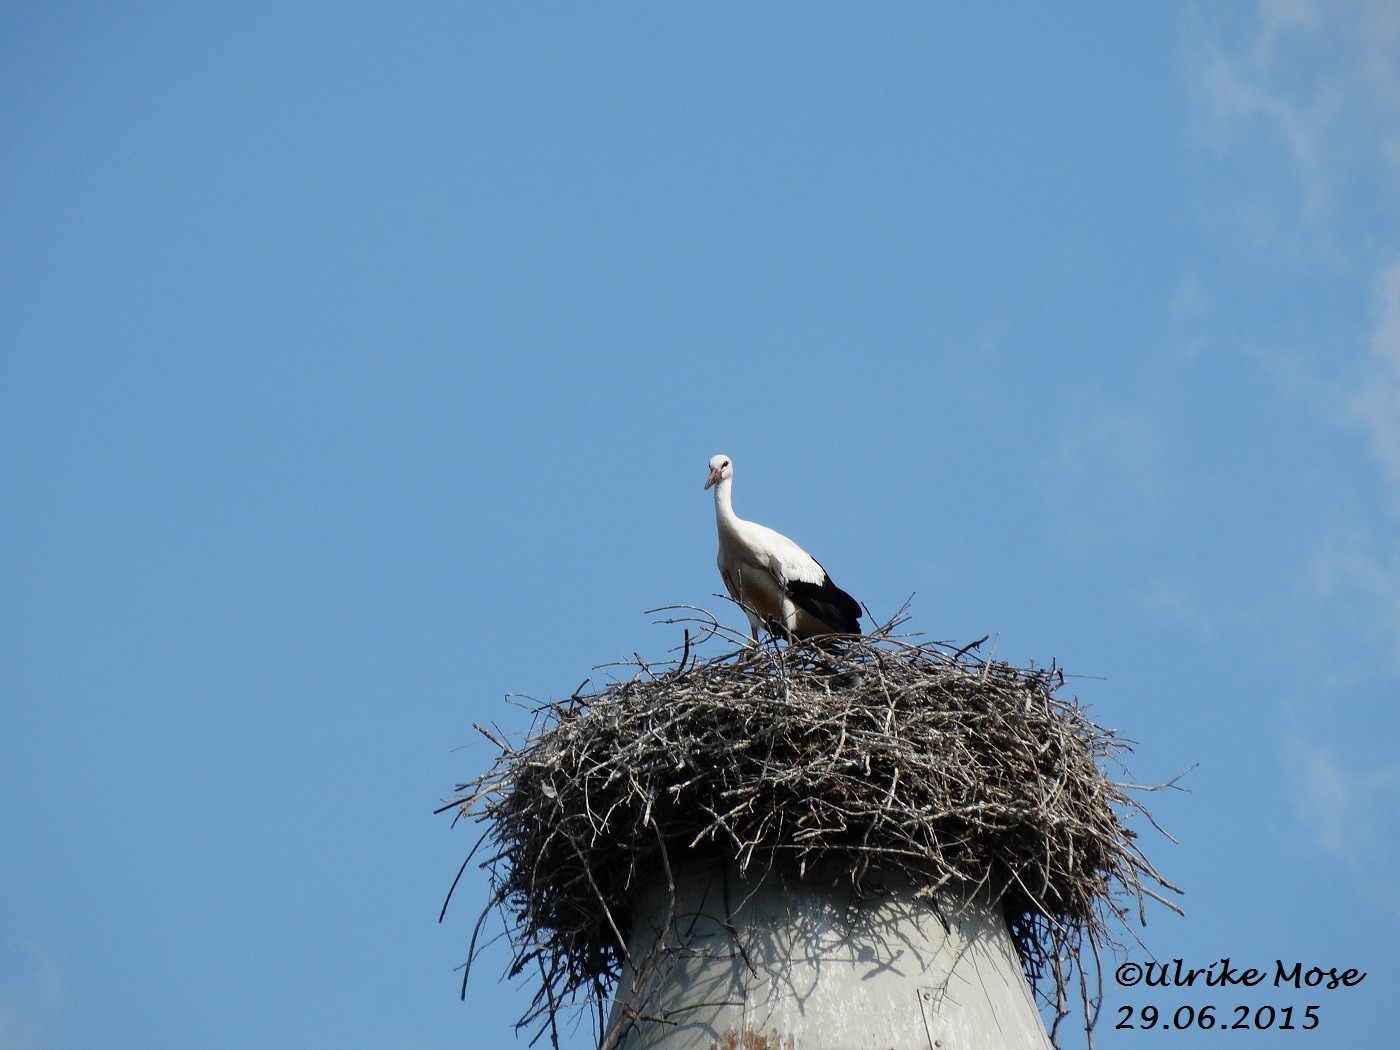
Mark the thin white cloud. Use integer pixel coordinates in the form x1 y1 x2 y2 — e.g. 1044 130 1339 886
1312 525 1400 660
1194 6 1325 200
1351 260 1400 495
0 942 64 1050
1135 579 1216 639
1285 736 1400 920
1326 261 1400 654
1190 2 1400 651
1190 0 1400 218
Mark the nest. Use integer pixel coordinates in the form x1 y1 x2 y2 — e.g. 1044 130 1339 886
441 608 1183 1048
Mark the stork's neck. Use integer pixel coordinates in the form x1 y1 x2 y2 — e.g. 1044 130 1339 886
711 476 740 533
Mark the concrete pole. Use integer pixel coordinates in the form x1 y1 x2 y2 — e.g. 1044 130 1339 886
604 864 1053 1050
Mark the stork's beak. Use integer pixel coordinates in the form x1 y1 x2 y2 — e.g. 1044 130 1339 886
704 467 721 490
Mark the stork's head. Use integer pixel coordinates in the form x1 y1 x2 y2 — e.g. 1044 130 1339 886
704 453 732 490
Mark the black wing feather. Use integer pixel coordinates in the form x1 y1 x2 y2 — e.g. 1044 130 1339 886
785 574 862 634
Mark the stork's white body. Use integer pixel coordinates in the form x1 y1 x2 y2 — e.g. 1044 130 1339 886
704 454 861 641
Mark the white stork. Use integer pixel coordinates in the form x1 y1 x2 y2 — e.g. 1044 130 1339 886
703 453 862 642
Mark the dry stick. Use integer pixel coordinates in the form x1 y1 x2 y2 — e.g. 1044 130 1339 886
457 899 498 1000
438 823 493 921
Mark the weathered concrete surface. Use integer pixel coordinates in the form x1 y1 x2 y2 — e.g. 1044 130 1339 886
603 866 1053 1050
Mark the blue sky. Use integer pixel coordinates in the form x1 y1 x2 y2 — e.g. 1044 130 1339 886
3 3 1398 1047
